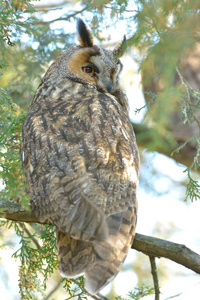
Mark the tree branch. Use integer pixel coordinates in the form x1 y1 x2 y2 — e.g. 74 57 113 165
0 200 41 223
45 278 63 300
32 6 92 26
19 223 41 249
149 256 160 300
132 233 200 274
1 201 200 275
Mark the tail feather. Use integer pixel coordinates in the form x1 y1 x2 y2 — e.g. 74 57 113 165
85 204 137 294
56 202 137 294
56 229 95 277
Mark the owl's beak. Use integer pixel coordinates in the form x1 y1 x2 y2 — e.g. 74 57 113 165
99 78 113 94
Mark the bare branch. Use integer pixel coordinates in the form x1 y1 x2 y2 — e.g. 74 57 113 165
32 6 92 26
149 256 160 300
19 223 41 249
132 233 200 274
1 201 200 275
5 0 12 9
45 278 63 300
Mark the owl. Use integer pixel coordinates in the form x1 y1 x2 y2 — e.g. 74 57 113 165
21 19 139 295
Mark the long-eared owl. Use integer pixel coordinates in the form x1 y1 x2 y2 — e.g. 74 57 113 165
21 19 139 295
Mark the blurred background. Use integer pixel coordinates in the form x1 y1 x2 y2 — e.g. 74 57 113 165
0 0 200 299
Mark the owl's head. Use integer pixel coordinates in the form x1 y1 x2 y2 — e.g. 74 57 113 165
58 19 127 95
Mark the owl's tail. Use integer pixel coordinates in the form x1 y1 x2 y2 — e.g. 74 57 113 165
56 203 137 295
85 204 137 294
56 229 95 277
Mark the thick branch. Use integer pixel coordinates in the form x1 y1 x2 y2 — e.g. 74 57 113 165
0 200 40 223
132 233 200 274
1 201 200 275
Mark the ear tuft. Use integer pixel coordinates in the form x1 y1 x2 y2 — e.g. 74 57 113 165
76 18 94 47
113 35 127 59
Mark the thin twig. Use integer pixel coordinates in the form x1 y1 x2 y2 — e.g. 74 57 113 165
104 6 137 13
34 6 66 12
176 66 200 129
65 278 108 300
45 278 63 300
5 0 12 9
32 6 92 26
86 291 109 300
19 223 41 249
149 256 160 300
96 293 110 300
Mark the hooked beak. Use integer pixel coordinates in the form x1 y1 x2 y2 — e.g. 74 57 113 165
99 78 113 93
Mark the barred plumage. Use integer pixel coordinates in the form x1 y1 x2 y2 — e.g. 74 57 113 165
21 19 139 295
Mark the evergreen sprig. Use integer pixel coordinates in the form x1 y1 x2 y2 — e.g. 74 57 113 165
184 168 200 202
175 69 200 201
12 223 60 299
115 285 154 300
0 88 28 207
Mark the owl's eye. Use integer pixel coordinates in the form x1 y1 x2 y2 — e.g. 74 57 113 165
82 66 95 74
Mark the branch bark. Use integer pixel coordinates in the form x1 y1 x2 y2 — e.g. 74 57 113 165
149 256 160 300
1 201 200 275
0 200 40 223
132 233 200 274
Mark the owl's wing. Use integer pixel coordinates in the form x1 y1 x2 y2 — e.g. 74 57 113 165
22 89 138 243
